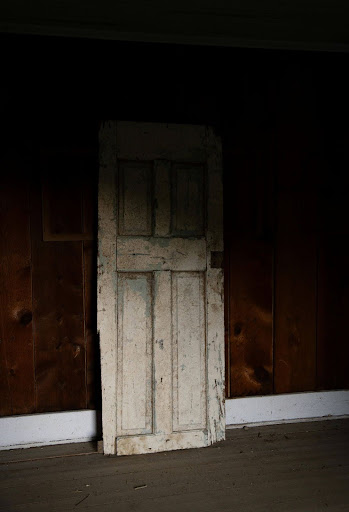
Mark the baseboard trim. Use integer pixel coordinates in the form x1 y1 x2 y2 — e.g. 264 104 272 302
226 390 349 426
1 391 348 450
0 410 101 451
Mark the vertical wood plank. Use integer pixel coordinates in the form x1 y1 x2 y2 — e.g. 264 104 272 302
316 134 349 390
223 136 274 398
317 239 349 390
81 151 99 409
31 176 86 412
41 152 84 238
223 236 231 399
274 227 317 392
227 240 273 397
316 119 349 389
274 102 317 393
0 169 35 416
98 121 117 454
83 240 100 409
205 127 225 444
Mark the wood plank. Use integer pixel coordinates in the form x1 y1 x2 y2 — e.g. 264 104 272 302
81 141 99 409
227 239 273 397
274 133 317 394
31 174 86 413
316 132 349 390
41 151 94 241
83 240 100 409
206 127 225 444
223 135 274 398
0 167 35 416
97 121 118 455
317 238 349 390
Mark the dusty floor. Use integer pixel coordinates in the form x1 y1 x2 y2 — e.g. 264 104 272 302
0 419 349 511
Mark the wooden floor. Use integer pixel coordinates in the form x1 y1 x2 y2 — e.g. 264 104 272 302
1 419 349 511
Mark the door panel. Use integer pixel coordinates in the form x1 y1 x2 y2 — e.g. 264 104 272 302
172 272 206 432
98 121 224 455
118 161 153 236
117 272 153 436
171 164 205 236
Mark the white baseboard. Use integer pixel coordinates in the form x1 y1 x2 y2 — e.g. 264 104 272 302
226 390 349 426
1 391 348 451
0 410 100 451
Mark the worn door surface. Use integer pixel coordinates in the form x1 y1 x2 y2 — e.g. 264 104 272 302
98 121 224 455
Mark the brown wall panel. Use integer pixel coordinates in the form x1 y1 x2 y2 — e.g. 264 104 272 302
226 239 273 397
31 180 87 413
0 167 35 416
317 238 349 390
274 137 317 393
83 240 100 409
316 137 349 390
273 66 318 394
224 137 274 398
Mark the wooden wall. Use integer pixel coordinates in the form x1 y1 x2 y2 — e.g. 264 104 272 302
224 59 349 397
1 36 348 415
0 142 100 416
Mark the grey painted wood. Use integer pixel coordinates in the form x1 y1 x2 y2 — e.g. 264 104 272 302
97 121 118 456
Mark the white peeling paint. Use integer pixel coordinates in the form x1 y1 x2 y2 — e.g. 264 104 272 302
98 121 225 455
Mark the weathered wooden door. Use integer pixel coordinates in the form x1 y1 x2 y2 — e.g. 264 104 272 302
98 121 224 455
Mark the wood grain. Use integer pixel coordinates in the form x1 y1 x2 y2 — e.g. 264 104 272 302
0 164 35 416
41 152 94 241
274 110 317 393
83 240 100 409
31 173 86 413
227 239 273 397
224 138 274 398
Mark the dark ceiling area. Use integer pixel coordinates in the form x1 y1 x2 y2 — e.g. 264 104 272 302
1 1 349 51
2 33 349 143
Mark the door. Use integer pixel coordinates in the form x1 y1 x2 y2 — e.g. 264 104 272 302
98 121 224 455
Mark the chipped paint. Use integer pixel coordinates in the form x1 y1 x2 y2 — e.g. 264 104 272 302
98 122 224 456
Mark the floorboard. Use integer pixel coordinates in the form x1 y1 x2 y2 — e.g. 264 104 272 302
0 419 348 511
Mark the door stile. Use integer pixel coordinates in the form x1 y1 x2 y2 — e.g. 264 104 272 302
205 127 225 444
98 121 118 455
